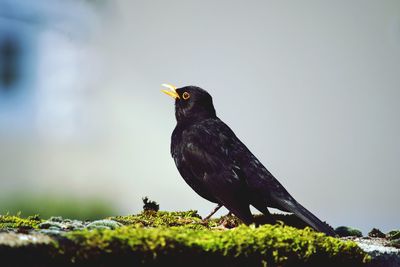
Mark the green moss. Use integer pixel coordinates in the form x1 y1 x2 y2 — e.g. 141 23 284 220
0 214 43 230
63 224 370 267
110 211 319 231
110 210 215 229
387 230 400 240
254 213 312 229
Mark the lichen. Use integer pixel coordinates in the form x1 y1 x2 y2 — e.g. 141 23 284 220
86 219 122 230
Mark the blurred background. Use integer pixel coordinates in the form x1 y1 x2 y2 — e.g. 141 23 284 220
0 0 399 234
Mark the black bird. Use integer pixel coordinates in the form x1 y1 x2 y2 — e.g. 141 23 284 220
162 84 336 236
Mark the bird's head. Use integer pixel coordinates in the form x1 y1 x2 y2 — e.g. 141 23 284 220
162 84 216 123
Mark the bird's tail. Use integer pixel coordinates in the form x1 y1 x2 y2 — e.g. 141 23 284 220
278 198 336 236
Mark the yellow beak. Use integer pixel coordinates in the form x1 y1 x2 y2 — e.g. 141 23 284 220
161 83 180 99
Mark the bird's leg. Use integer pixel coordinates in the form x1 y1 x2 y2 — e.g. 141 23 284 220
251 202 276 226
203 204 223 220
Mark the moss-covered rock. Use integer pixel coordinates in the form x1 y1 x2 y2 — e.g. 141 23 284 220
109 210 324 231
0 232 59 267
62 224 369 267
335 226 363 237
387 230 400 240
368 228 386 238
0 212 371 267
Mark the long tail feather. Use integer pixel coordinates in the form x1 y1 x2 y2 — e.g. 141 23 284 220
276 198 336 236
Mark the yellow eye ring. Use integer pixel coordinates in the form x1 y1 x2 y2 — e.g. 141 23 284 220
182 92 190 100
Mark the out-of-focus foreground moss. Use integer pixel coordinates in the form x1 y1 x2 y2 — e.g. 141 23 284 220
0 211 370 267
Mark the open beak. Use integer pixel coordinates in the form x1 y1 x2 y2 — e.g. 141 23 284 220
161 83 180 99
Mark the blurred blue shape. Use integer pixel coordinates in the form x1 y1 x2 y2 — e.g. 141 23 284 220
0 12 37 132
0 0 109 134
0 35 20 91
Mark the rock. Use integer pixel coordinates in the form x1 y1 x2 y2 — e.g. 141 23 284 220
369 228 386 238
0 232 53 247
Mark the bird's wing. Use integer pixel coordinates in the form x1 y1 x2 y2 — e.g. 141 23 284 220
173 119 254 222
175 119 247 188
174 118 279 195
193 119 296 208
216 122 336 236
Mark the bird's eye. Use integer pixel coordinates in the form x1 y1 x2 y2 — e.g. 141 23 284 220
182 92 190 100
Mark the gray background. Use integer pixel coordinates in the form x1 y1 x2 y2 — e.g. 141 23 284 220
0 0 399 234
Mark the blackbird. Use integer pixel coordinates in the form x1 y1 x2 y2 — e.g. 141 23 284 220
162 84 336 236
